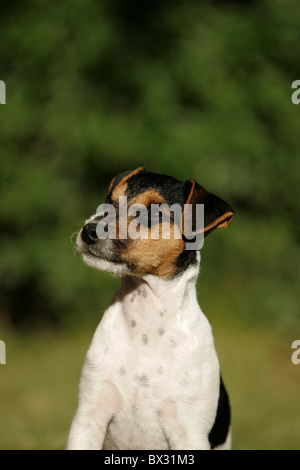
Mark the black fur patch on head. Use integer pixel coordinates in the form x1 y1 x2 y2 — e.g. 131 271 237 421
125 172 186 208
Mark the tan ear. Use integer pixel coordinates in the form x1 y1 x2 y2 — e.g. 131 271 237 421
183 179 235 238
107 167 145 199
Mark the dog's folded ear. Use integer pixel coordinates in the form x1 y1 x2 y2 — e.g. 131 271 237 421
107 167 146 200
183 179 235 237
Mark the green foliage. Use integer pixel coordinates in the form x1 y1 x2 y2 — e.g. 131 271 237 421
0 0 299 329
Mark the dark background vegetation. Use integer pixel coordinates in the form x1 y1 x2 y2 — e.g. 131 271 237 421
0 0 299 449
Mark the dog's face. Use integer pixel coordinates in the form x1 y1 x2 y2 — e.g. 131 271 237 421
76 168 234 279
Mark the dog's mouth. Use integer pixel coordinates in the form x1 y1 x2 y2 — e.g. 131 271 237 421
87 244 124 265
77 236 120 262
76 229 130 275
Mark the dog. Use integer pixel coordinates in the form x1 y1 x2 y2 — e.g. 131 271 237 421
67 167 234 450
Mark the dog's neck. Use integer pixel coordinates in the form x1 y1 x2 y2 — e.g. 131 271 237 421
118 252 201 319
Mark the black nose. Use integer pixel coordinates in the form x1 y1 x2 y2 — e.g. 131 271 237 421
81 223 98 245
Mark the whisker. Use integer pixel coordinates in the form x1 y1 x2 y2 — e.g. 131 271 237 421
70 230 80 256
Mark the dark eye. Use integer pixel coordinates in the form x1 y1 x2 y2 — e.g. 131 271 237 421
147 207 153 224
150 207 160 217
147 206 162 227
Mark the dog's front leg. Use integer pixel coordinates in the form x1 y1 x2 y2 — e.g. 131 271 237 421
165 425 211 451
67 363 122 450
170 434 211 451
67 405 110 450
161 397 217 450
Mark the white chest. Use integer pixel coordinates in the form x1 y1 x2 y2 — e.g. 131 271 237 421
82 279 219 450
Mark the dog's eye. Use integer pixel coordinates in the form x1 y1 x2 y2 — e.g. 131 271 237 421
149 207 160 218
147 206 162 227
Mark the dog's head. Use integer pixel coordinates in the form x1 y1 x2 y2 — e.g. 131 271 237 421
76 168 234 279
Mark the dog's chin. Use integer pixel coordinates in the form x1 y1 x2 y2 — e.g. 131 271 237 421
76 232 129 276
81 252 129 276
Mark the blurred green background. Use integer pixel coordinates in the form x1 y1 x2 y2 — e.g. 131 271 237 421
0 0 300 450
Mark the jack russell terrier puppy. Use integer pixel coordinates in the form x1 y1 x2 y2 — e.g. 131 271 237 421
67 167 235 450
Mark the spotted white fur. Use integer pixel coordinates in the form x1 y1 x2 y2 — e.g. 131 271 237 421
67 247 225 450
